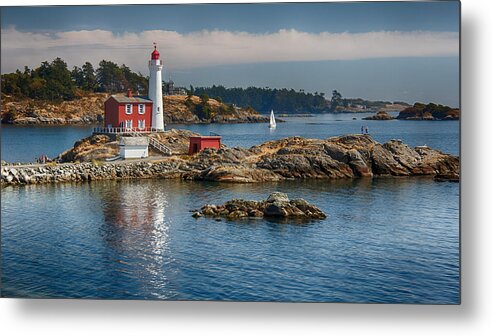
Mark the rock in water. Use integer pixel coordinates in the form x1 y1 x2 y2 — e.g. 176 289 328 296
194 192 326 221
266 192 290 203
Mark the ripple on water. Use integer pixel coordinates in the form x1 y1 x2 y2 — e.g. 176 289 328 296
1 177 459 302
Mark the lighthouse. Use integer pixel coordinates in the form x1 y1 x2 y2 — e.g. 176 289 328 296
148 44 164 131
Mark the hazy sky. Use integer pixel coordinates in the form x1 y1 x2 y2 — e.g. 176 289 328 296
1 2 460 106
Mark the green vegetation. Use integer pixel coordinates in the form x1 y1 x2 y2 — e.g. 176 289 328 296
330 90 343 110
192 86 407 114
193 85 329 114
185 94 213 121
1 58 148 102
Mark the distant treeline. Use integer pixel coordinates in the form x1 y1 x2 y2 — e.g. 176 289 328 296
192 85 330 113
1 57 148 102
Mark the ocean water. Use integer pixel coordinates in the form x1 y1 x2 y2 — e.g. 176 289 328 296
1 178 459 302
0 112 459 162
0 114 460 302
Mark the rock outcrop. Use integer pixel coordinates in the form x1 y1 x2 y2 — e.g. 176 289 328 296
57 129 200 162
1 133 460 186
362 111 394 120
1 93 268 125
193 192 326 220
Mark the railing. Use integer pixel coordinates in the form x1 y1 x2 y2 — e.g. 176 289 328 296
126 130 173 156
148 138 173 155
93 127 165 134
93 127 173 155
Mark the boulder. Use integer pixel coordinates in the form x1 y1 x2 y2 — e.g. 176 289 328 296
266 192 290 203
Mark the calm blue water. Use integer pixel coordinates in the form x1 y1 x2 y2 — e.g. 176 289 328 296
1 178 459 303
0 114 460 302
0 112 459 162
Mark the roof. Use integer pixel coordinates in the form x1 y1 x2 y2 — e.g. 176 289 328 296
189 136 222 139
109 94 153 104
120 137 149 146
151 46 160 60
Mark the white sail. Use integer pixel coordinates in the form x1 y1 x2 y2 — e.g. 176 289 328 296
269 110 276 128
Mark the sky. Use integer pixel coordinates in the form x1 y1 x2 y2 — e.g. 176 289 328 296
1 2 460 106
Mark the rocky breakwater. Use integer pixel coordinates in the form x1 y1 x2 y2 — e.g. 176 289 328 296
1 159 192 186
193 192 326 220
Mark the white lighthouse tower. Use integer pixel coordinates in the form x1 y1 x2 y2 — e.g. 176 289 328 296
148 43 164 131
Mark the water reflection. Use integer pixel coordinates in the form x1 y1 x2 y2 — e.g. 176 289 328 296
95 180 176 299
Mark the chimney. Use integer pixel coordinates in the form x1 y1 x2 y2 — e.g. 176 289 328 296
127 88 133 98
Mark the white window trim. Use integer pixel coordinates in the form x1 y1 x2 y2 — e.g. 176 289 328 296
125 120 132 129
125 104 132 114
138 120 145 130
138 104 145 114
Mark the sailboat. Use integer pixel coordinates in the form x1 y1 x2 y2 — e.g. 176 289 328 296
269 110 277 129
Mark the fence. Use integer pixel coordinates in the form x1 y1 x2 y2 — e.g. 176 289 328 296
92 127 165 134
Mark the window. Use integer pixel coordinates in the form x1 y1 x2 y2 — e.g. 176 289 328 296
138 104 145 114
125 120 132 129
125 104 132 114
138 120 145 130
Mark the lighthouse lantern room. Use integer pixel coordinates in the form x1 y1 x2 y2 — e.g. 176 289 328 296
103 44 165 132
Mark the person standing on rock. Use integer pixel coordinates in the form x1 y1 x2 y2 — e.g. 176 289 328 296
361 126 364 134
365 126 369 134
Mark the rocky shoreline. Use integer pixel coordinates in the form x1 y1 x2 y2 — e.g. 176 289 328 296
1 93 269 125
362 111 394 120
1 132 459 186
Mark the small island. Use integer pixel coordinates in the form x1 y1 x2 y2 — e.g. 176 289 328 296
362 111 394 120
396 102 459 120
193 192 327 220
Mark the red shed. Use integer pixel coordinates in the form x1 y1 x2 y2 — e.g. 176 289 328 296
189 136 222 155
104 89 153 131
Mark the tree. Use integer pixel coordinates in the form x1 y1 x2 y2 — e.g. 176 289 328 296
199 93 209 104
34 58 75 101
96 60 125 93
71 66 84 88
81 62 97 92
330 90 343 111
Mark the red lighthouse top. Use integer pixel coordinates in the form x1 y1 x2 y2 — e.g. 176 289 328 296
151 43 160 60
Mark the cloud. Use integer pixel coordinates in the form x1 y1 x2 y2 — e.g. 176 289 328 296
1 27 458 73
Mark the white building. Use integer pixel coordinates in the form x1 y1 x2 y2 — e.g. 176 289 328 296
119 137 149 159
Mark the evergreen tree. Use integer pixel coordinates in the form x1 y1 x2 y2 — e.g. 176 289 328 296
81 62 97 92
71 66 84 88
